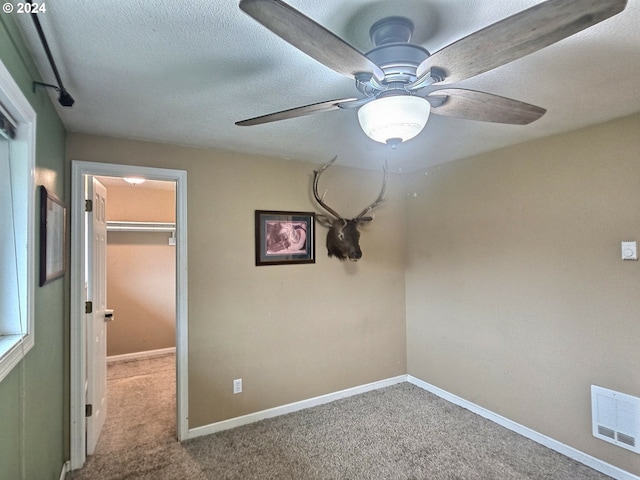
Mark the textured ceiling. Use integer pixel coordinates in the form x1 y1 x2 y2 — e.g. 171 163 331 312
14 0 640 172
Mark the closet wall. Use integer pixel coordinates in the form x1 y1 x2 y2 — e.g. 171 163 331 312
103 179 176 356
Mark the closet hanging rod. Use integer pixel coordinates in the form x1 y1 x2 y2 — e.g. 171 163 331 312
106 221 175 232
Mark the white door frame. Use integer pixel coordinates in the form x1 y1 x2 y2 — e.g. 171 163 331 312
70 161 188 470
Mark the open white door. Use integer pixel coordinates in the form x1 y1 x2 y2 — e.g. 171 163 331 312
85 176 108 455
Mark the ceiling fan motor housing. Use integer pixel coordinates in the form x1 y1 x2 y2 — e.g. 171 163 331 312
357 16 431 97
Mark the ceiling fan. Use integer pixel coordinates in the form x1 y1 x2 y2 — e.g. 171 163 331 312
236 0 627 145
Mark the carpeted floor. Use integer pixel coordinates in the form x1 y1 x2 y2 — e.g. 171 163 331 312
70 354 613 479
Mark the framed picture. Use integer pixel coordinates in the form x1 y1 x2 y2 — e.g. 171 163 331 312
39 186 67 286
255 210 315 266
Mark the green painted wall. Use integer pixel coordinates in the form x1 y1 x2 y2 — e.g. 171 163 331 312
0 12 68 480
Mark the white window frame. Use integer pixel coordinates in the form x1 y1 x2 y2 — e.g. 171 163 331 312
0 59 36 383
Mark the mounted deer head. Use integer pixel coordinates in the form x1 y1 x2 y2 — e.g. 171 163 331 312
312 157 387 262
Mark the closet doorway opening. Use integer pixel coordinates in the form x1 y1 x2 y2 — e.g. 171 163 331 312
70 161 188 470
98 175 177 451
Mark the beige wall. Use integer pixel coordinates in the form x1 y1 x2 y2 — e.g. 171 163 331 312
67 113 640 475
104 184 176 356
67 135 407 427
405 113 640 475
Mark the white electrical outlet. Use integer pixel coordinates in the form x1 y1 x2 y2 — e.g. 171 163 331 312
233 378 242 394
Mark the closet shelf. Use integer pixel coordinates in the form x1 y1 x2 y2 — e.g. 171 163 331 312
106 221 175 232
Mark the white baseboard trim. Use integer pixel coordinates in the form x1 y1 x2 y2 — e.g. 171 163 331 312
59 460 70 480
408 375 639 480
188 375 406 440
107 347 175 363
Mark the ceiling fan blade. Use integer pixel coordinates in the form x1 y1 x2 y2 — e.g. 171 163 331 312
427 89 546 125
236 98 360 126
415 0 627 85
239 0 384 81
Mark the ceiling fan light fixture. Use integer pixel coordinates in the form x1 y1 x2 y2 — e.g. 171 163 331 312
357 95 430 144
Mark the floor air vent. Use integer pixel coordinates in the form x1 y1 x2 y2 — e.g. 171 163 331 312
591 385 640 454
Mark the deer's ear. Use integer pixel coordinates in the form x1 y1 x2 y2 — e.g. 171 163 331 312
357 216 374 224
315 214 335 228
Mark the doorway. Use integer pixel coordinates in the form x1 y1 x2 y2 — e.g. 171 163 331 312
70 161 188 470
96 175 177 453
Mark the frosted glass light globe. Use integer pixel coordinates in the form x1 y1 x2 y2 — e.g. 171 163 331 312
357 95 431 144
358 95 431 143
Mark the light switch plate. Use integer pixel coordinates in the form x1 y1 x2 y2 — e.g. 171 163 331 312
621 241 637 260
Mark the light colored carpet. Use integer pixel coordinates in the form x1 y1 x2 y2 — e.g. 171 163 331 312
70 354 613 479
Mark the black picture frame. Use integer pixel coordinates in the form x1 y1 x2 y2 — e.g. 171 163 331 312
39 186 67 286
255 210 315 266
